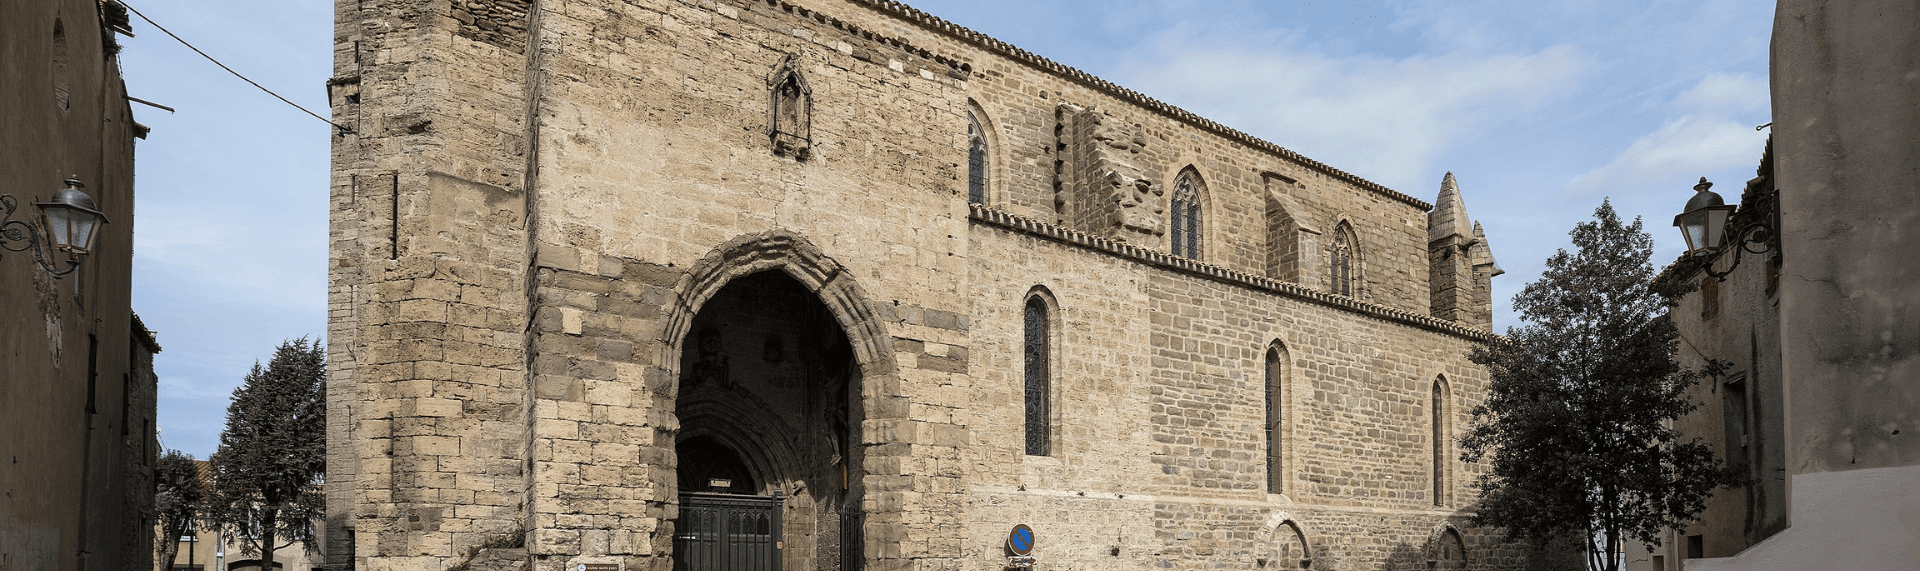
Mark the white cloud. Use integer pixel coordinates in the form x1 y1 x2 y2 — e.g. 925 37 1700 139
1675 72 1769 114
1560 115 1768 200
1122 45 1588 190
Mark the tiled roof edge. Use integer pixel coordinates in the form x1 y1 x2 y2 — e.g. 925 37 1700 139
132 312 162 353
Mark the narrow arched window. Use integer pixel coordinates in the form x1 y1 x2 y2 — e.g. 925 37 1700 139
1170 172 1201 259
1023 296 1051 456
1432 377 1448 507
53 19 70 112
1265 344 1288 494
1331 223 1358 297
967 111 989 204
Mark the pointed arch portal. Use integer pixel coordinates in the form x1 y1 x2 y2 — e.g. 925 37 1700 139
1260 515 1317 571
662 231 898 571
1427 525 1468 570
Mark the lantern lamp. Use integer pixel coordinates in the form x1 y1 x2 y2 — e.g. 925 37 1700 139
38 177 109 255
1 175 109 276
1673 177 1735 257
1674 176 1778 281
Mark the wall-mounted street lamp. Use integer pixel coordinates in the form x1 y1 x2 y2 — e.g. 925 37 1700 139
1673 177 1773 280
2 176 110 276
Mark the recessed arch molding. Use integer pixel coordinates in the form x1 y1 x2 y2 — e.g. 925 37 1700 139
659 229 900 399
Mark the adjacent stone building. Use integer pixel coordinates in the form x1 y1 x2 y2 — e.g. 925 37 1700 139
322 1 1561 569
0 1 158 570
1629 1 1920 569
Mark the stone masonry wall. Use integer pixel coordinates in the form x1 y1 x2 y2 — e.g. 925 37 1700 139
327 0 538 566
328 0 1529 570
512 0 975 567
959 210 1517 571
817 0 1439 315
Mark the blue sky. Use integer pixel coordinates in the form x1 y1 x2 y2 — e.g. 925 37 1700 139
119 0 1775 459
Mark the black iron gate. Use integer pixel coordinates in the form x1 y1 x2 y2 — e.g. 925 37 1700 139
838 507 863 571
674 493 781 571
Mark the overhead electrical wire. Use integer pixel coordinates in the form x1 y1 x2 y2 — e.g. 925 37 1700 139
114 0 354 134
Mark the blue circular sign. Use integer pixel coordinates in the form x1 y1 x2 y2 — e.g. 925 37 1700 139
1007 524 1035 555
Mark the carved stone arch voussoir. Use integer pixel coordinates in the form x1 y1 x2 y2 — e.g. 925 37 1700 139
660 230 901 402
675 392 806 495
1258 512 1318 568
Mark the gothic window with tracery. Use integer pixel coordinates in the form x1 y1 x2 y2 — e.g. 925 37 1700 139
1024 295 1051 456
1331 223 1358 296
967 111 989 204
1170 172 1202 259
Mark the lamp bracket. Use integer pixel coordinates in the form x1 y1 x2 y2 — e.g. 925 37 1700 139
1700 217 1775 281
0 194 82 277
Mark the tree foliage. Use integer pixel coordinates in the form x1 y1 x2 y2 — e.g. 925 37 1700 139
207 337 327 571
1460 201 1743 571
154 449 205 571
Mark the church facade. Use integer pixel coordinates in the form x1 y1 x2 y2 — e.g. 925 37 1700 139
322 1 1557 569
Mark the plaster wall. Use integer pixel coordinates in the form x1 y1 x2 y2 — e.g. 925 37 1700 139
1771 0 1920 478
1657 169 1789 562
1679 464 1920 571
0 1 152 570
1645 1 1920 569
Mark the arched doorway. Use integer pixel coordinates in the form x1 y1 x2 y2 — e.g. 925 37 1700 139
1428 527 1467 570
673 270 864 571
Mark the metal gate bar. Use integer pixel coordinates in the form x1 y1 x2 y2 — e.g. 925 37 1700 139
839 509 863 571
674 493 782 571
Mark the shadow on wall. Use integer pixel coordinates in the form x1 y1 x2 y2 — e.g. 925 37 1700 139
1386 540 1424 570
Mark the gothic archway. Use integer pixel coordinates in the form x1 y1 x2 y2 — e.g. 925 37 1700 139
661 231 898 571
1260 513 1317 570
1426 524 1468 570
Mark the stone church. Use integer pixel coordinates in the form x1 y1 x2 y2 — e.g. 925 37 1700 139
323 0 1557 569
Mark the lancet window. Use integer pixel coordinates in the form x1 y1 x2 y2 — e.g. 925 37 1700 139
1331 223 1358 297
967 111 989 204
1023 295 1051 456
1170 172 1202 259
1265 343 1288 493
1432 377 1449 507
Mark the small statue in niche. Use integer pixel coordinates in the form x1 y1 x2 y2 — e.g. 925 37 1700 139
768 54 812 160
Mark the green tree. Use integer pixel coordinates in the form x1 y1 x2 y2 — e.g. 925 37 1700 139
154 449 205 571
207 337 327 571
1460 201 1742 571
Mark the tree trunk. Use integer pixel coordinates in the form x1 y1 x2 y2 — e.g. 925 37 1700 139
260 507 278 571
156 528 179 571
